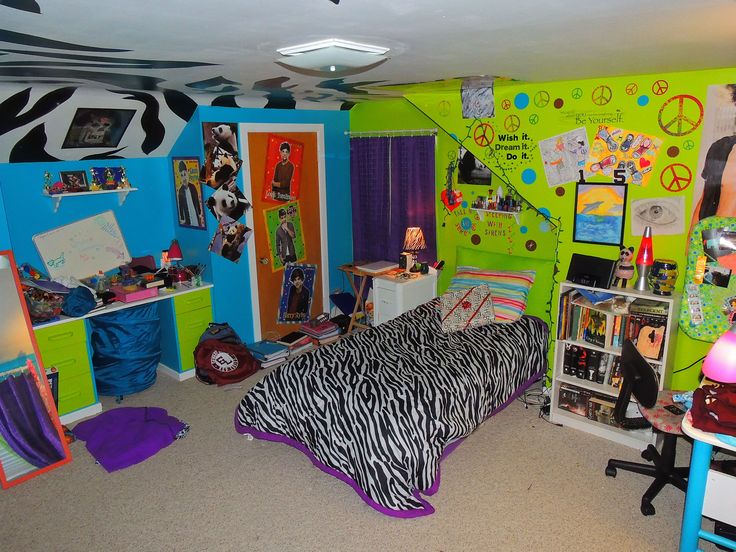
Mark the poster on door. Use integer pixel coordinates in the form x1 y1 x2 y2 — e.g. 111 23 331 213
262 134 303 203
278 263 316 324
263 201 306 271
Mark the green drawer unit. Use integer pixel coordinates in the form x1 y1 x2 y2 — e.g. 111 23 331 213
34 320 97 416
159 287 213 378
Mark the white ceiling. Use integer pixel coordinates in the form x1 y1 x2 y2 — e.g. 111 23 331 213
2 0 736 105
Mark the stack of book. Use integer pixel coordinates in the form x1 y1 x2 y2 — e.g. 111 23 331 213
247 340 289 369
300 318 341 345
277 331 315 357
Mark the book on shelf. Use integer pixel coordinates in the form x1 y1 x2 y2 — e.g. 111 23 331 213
626 312 667 360
629 298 669 316
557 383 590 417
587 394 617 427
585 349 602 382
582 309 606 348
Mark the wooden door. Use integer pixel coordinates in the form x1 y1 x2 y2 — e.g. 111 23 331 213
246 130 324 340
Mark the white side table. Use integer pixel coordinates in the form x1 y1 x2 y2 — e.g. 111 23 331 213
372 268 437 326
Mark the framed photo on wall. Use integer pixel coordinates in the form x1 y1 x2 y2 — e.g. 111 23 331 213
172 157 206 230
58 170 89 193
62 108 135 149
573 182 627 246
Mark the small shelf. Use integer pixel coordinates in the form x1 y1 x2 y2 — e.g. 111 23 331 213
44 188 138 212
469 207 520 224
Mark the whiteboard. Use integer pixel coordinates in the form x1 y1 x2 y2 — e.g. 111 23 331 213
32 211 131 279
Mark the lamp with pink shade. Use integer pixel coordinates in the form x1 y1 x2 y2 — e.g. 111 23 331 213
702 324 736 384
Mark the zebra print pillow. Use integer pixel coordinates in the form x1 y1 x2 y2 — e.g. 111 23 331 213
235 300 548 517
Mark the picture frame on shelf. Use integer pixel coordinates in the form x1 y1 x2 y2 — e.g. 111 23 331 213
90 167 124 190
58 170 89 193
573 182 627 246
62 108 135 149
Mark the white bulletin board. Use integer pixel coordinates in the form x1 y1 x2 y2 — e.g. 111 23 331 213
32 210 131 279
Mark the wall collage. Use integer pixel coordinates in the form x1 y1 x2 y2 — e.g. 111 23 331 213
398 69 736 386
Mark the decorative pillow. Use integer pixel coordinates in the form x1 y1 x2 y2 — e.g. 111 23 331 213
438 285 495 333
447 266 536 322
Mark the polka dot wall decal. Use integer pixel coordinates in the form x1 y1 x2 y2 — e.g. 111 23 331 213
520 226 528 234
525 240 537 251
538 207 552 220
667 146 680 157
637 95 650 106
449 133 458 140
540 221 551 232
521 168 536 184
461 217 473 230
471 234 481 245
554 98 564 109
555 186 565 196
514 93 530 109
461 200 468 208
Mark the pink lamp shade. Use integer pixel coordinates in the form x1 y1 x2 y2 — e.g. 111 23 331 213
635 226 654 266
702 324 736 383
168 239 184 262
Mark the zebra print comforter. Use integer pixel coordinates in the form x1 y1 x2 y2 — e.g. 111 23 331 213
234 300 548 517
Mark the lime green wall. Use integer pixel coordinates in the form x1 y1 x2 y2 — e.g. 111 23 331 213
350 67 736 391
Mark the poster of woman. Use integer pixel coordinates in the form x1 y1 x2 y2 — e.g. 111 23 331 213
689 84 736 237
278 264 316 324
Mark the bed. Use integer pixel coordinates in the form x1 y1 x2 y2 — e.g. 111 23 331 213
234 249 554 518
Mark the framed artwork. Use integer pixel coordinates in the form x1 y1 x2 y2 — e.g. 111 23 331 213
62 108 135 149
172 157 206 230
262 134 304 203
278 263 316 324
90 166 124 190
457 145 492 185
573 182 627 246
264 201 306 271
58 170 89 193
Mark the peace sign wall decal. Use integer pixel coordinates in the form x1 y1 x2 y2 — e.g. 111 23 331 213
659 163 693 192
657 95 704 136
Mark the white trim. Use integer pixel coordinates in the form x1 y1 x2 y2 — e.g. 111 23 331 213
239 123 329 342
59 402 102 425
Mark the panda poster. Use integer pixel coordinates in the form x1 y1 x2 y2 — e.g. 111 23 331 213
264 201 306 272
278 263 316 324
262 133 303 203
200 122 242 190
208 215 252 263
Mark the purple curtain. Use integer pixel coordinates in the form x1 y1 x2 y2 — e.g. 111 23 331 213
0 372 65 468
350 135 437 264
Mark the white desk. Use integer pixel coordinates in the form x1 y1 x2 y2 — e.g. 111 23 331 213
679 413 736 551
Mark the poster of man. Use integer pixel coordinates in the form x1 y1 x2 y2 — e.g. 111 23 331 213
262 134 303 203
278 264 316 324
264 201 306 271
172 157 205 229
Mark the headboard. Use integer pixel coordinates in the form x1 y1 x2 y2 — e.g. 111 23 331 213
455 246 556 323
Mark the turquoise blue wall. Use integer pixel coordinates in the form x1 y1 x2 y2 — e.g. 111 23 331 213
0 105 351 347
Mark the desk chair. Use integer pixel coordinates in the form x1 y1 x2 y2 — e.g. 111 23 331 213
605 340 689 516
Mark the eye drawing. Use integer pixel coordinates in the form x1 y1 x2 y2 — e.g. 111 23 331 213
634 200 678 226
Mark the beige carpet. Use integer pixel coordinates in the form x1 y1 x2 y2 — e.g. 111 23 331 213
1 372 721 552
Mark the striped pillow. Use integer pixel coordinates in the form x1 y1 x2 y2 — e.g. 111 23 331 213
447 266 536 322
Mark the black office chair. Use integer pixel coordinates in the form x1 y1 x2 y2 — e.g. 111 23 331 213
605 339 689 516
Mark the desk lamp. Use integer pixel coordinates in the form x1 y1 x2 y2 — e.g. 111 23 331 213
634 225 654 291
702 324 736 383
402 227 426 271
167 239 187 282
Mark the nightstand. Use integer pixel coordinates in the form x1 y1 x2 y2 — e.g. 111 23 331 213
372 269 438 325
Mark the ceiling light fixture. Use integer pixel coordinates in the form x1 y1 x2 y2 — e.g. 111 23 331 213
276 38 389 57
275 38 390 77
